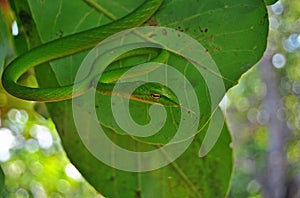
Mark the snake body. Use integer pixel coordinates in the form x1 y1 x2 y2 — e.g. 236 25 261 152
2 0 180 106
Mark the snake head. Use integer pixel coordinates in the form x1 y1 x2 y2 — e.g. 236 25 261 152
98 81 180 107
131 82 180 107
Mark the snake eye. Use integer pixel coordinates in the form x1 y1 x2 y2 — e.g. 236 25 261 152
151 93 161 100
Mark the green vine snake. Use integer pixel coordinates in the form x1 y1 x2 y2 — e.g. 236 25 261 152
2 0 181 107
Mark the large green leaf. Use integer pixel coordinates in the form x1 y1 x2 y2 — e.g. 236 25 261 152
46 102 233 197
12 0 269 196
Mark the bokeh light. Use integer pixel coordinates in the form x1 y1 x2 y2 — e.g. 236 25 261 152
11 21 18 36
64 163 82 181
272 53 286 68
30 125 53 149
0 128 15 162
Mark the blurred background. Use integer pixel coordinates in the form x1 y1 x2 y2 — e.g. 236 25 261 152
225 0 300 197
0 0 299 197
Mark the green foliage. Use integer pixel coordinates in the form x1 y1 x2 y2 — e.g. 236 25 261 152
0 108 99 197
0 166 4 194
25 0 267 196
0 9 10 69
2 0 271 197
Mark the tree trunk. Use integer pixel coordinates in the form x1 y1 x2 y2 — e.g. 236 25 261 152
259 50 290 198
